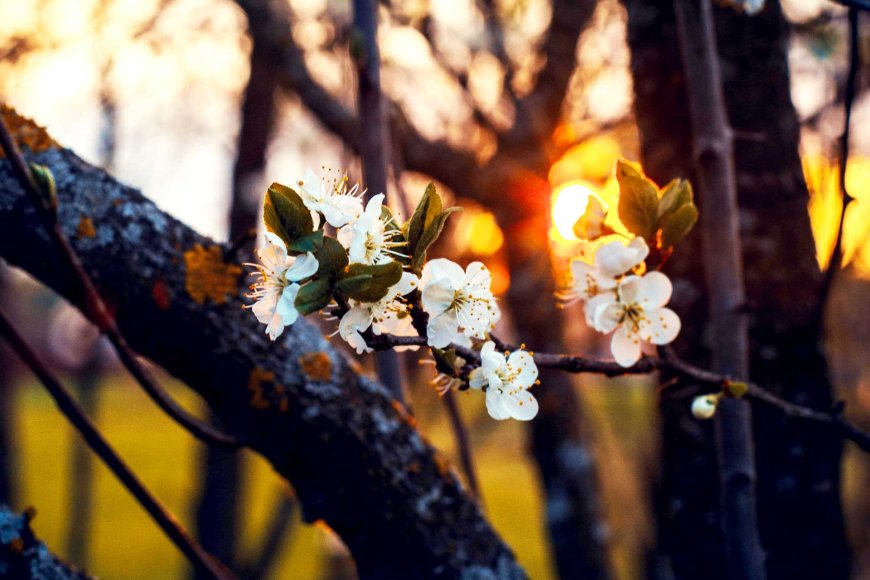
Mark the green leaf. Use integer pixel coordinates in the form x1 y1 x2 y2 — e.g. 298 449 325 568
657 179 693 222
661 203 699 249
339 261 403 302
288 229 324 253
264 182 313 246
616 160 659 240
315 236 349 280
294 277 333 315
411 207 461 272
406 183 442 256
335 274 373 296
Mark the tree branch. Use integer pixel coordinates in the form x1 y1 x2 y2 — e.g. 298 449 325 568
0 506 91 579
0 106 523 578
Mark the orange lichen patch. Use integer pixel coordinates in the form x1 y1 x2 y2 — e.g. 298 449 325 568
151 279 172 311
183 244 243 305
0 105 58 157
8 538 24 553
299 351 332 382
76 216 96 239
432 449 454 478
248 368 275 410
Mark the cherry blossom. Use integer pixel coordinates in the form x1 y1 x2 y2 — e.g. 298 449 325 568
468 341 539 421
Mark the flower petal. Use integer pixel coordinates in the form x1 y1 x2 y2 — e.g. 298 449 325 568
485 388 511 420
640 307 681 345
465 261 492 289
421 280 455 316
617 275 643 305
286 253 319 282
611 325 641 367
421 258 465 287
637 271 672 309
584 292 617 327
251 293 278 325
426 312 459 348
507 350 538 389
591 301 623 334
278 283 302 326
502 389 539 421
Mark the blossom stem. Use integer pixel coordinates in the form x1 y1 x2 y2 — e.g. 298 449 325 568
0 116 240 449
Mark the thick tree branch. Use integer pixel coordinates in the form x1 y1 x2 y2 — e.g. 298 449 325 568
0 107 523 579
0 506 91 579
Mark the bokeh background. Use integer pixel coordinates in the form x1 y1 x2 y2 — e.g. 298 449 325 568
0 0 868 578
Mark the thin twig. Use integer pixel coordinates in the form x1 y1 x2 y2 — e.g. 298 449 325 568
442 390 483 503
0 309 235 580
363 330 870 456
818 6 860 314
0 117 239 448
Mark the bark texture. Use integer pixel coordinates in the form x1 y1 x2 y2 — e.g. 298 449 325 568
0 506 91 579
0 107 523 579
625 1 848 578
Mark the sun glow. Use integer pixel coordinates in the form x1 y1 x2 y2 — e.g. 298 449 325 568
551 182 599 241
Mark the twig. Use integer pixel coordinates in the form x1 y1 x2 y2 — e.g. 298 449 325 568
0 309 235 580
818 6 860 314
0 117 239 449
442 390 483 503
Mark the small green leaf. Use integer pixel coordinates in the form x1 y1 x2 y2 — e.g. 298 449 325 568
340 261 403 302
315 236 349 280
725 381 748 398
294 277 333 315
406 183 442 255
264 182 313 246
657 179 693 222
288 229 324 253
616 160 659 240
661 203 699 248
411 207 461 272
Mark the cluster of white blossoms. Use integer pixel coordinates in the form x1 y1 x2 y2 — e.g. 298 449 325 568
566 237 681 367
248 169 539 421
468 342 539 421
247 232 318 340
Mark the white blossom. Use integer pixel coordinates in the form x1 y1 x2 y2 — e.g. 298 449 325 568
297 168 364 228
247 233 319 340
589 271 681 367
338 272 419 354
565 236 649 303
420 259 501 348
337 193 406 264
468 341 539 421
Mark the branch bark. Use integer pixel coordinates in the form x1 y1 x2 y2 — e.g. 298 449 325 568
0 106 523 579
0 506 91 579
673 1 765 578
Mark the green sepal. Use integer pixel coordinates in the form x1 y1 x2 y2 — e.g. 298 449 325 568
264 182 314 247
616 160 659 240
406 182 441 253
661 203 699 249
294 277 333 315
338 261 403 303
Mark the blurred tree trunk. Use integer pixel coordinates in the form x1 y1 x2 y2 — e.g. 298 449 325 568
192 16 281 575
0 265 15 506
624 1 849 578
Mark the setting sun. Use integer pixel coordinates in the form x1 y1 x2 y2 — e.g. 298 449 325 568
551 181 601 241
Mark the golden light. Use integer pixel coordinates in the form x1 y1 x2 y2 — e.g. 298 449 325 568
551 181 600 241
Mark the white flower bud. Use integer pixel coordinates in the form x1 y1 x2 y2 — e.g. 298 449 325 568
691 394 720 420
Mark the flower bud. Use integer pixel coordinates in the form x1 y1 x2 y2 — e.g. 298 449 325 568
691 394 720 420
